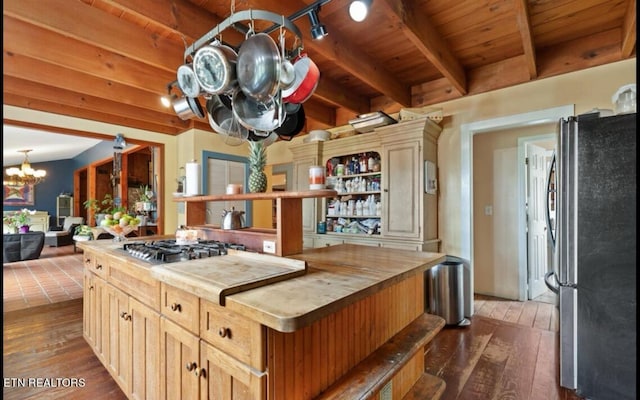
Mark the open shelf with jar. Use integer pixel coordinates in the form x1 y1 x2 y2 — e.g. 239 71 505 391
288 117 443 252
325 152 382 235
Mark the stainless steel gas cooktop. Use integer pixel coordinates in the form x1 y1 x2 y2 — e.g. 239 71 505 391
122 239 246 264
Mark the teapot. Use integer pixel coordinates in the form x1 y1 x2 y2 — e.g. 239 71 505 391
221 207 245 230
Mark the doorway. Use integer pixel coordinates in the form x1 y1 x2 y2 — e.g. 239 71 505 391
461 105 574 313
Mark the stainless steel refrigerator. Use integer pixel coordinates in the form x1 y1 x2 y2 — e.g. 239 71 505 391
545 111 636 400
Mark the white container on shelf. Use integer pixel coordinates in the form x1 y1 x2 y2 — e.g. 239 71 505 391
309 166 326 190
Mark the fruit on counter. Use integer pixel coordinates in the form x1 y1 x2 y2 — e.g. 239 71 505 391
99 211 140 228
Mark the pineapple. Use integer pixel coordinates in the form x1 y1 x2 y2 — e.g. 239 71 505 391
248 141 267 193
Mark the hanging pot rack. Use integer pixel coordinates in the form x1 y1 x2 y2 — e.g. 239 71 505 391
169 0 332 144
184 9 305 61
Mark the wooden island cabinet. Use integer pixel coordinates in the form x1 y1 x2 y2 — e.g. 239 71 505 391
79 190 448 399
79 240 447 400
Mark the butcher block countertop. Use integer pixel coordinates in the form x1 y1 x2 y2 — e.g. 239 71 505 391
228 244 445 332
150 249 307 305
78 240 445 333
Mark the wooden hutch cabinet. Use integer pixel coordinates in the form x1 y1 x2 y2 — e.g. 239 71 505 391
288 117 441 252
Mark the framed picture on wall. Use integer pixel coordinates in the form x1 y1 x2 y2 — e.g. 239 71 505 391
3 184 35 206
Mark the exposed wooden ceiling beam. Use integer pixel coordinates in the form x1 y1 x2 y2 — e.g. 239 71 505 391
4 0 183 72
3 92 185 135
513 0 537 79
380 0 467 97
621 0 636 58
3 17 174 95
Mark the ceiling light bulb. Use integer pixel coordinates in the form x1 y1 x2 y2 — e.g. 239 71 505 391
161 95 172 108
349 0 370 22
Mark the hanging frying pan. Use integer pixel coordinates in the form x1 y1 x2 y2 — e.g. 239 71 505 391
236 33 281 102
275 104 305 140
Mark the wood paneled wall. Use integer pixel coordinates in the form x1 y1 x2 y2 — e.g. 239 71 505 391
267 274 425 399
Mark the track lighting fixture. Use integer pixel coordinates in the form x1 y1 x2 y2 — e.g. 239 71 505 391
161 80 178 108
349 0 372 22
308 8 328 40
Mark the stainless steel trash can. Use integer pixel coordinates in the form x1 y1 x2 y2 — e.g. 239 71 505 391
427 260 466 325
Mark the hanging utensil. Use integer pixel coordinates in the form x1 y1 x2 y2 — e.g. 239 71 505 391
278 28 295 90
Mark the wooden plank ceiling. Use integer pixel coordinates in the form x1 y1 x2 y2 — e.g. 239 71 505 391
3 0 636 137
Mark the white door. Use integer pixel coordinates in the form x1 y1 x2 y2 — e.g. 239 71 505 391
526 143 548 299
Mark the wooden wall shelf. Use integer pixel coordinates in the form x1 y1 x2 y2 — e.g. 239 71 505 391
174 190 338 256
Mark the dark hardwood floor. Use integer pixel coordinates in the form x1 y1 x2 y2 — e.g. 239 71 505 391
2 299 127 400
424 294 583 400
3 249 583 399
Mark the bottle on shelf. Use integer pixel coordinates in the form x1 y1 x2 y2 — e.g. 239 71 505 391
359 153 367 173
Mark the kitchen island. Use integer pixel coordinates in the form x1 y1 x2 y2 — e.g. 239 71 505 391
78 239 447 399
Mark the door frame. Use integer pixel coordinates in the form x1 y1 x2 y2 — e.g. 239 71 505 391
460 105 574 312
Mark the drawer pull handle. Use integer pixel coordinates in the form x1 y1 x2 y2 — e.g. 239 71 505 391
170 303 182 312
89 285 94 291
120 312 131 321
96 264 103 270
185 362 197 372
218 327 231 338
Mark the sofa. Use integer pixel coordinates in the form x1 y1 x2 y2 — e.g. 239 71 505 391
3 231 45 263
44 217 84 247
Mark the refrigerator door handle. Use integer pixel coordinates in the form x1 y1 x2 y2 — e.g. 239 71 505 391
545 152 556 248
544 271 559 294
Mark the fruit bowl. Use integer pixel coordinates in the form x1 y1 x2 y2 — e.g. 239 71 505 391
101 224 139 242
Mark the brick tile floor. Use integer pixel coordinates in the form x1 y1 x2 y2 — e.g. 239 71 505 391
3 245 83 313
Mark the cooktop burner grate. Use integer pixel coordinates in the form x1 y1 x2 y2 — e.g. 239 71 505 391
122 239 246 263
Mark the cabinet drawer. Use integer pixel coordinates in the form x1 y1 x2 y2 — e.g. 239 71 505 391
107 262 160 311
83 250 108 279
200 299 266 370
161 283 199 334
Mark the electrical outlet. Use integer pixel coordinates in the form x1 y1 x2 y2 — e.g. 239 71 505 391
263 240 276 254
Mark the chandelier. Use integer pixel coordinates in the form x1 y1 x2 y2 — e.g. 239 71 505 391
4 149 47 186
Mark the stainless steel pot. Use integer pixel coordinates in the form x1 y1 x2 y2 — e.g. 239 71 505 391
221 207 245 230
232 89 284 132
236 33 281 102
173 96 205 120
